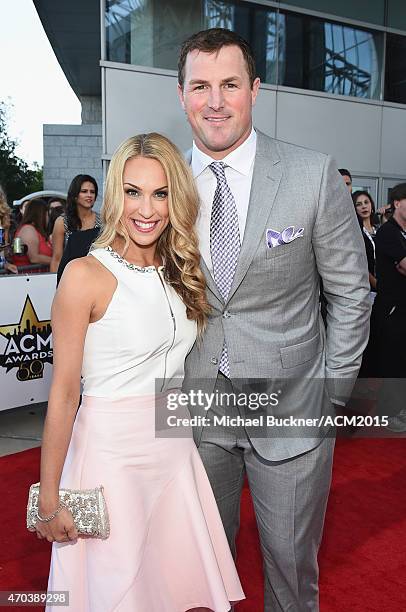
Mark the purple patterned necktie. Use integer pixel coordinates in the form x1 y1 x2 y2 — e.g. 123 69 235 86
209 161 241 377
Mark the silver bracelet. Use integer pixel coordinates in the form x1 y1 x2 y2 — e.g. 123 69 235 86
36 501 66 523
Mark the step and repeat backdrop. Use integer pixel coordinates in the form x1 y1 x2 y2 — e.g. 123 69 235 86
0 274 56 412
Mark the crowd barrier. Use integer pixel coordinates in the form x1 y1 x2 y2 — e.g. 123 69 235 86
0 273 56 411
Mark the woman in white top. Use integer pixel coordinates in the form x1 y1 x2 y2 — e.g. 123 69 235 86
35 133 244 612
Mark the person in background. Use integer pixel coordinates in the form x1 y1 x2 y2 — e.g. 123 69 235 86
56 226 101 285
0 185 16 273
338 168 352 193
13 199 52 268
372 182 406 432
21 199 30 215
48 198 66 211
353 190 378 293
9 199 31 242
50 175 101 272
377 203 392 223
0 184 11 245
47 205 64 238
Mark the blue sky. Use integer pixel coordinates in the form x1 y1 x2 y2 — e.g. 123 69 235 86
0 0 81 167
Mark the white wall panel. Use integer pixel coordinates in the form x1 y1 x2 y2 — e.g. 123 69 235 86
275 91 382 174
253 88 276 138
105 68 192 156
380 106 406 177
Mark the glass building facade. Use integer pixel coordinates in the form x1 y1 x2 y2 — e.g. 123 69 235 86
105 0 406 104
385 33 406 103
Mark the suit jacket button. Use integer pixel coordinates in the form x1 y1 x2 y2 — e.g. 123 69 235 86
210 357 218 365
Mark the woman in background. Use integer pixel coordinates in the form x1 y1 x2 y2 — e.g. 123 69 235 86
0 185 17 273
47 204 65 238
353 190 378 293
9 199 30 241
48 197 66 211
0 184 11 244
50 175 101 272
13 199 52 267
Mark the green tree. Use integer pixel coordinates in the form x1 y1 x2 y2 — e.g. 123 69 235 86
0 101 43 204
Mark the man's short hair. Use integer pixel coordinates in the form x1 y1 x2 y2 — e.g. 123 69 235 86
338 168 352 181
389 182 406 208
178 28 256 89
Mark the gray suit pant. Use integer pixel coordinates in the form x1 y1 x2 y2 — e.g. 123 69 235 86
198 375 335 612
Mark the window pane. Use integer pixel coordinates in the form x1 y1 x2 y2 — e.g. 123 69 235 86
205 0 234 29
105 0 202 69
385 34 406 104
105 0 278 84
282 0 385 26
105 0 385 100
278 12 383 99
387 0 406 33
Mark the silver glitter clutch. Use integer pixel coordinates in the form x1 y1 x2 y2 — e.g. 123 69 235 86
26 483 110 539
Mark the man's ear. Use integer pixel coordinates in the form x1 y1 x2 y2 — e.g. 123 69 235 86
177 83 186 110
251 77 261 106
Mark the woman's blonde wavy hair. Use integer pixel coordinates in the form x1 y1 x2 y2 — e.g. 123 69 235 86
94 133 210 333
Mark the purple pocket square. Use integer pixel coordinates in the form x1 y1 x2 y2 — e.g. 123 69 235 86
266 226 304 248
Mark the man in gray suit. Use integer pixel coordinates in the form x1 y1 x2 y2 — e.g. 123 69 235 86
177 28 370 611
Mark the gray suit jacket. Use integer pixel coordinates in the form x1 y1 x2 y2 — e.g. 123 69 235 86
184 130 370 461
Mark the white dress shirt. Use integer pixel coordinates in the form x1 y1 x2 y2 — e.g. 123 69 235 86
191 128 257 274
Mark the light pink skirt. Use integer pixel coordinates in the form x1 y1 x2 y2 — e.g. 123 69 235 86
46 394 245 612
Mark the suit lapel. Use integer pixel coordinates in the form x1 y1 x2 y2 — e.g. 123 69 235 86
226 131 282 303
200 256 223 304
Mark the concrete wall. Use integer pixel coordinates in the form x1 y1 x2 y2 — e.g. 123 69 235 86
81 96 102 124
43 124 103 208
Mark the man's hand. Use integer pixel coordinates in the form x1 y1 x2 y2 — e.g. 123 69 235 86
377 205 391 216
395 257 406 276
396 262 406 276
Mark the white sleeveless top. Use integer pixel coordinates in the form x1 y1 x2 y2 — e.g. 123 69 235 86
81 247 197 398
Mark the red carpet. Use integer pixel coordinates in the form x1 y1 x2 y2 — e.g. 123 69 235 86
0 439 405 611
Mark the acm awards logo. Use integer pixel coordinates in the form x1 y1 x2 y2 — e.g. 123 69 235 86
0 295 53 381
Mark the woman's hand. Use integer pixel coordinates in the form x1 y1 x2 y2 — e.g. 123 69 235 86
35 505 78 543
5 262 18 274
